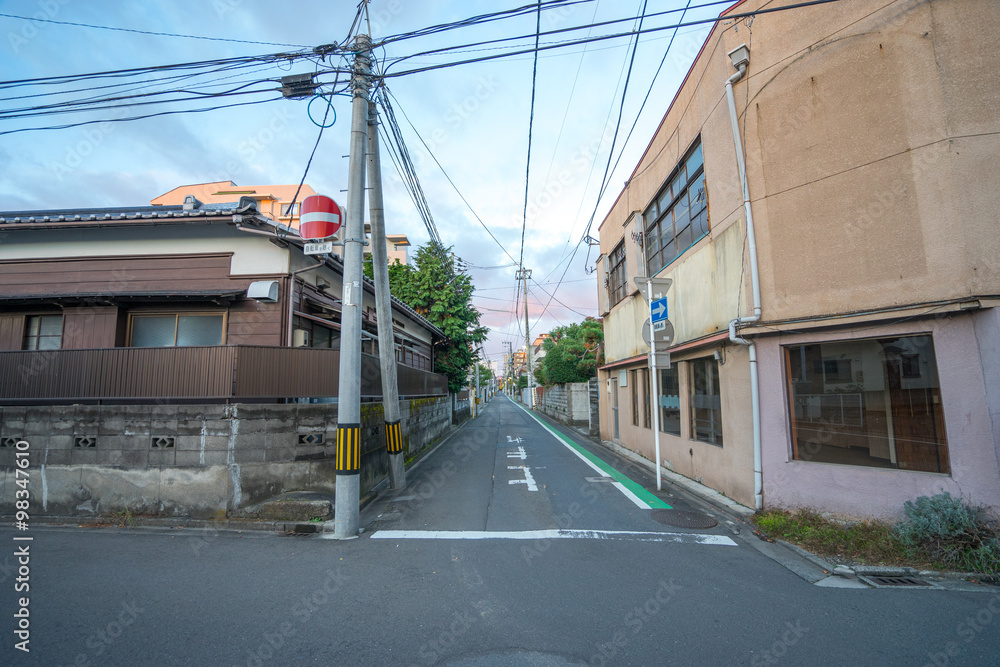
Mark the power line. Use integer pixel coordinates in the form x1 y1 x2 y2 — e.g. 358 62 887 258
0 12 311 48
383 87 516 263
518 2 544 273
379 0 732 76
379 0 844 78
0 96 282 137
376 1 594 47
376 87 441 243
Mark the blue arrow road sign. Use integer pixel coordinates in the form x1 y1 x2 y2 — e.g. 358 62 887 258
650 297 668 323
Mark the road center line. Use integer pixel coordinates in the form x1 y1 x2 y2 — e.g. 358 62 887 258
507 397 671 509
369 529 736 546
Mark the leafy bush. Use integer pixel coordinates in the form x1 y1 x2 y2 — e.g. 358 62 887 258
894 492 1000 574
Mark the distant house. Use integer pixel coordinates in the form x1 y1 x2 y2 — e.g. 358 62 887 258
0 196 450 518
151 181 316 230
596 0 1000 518
156 182 413 265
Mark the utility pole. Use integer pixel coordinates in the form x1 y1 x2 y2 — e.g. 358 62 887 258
366 100 405 490
475 352 481 417
517 267 534 408
333 32 371 539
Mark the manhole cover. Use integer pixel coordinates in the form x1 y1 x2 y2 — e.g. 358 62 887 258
649 509 718 529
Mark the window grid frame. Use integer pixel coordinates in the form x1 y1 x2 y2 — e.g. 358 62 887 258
22 314 63 351
643 138 708 275
607 241 628 309
127 311 227 348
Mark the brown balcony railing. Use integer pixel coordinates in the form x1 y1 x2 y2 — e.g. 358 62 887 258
0 346 448 404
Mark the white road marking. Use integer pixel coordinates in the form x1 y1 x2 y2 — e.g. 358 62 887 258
506 446 527 460
612 482 649 509
506 436 523 444
507 465 538 491
370 529 737 546
507 398 651 509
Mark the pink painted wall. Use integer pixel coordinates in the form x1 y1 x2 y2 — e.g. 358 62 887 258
757 309 1000 519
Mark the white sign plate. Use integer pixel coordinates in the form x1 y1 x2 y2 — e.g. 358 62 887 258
304 241 333 255
652 321 666 332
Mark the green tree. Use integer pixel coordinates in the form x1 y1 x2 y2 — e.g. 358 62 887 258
380 241 488 393
474 362 493 387
536 317 603 385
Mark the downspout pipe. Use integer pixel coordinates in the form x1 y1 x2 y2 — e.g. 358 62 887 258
724 48 763 511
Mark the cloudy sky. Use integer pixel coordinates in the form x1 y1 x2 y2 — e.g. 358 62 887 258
0 0 723 368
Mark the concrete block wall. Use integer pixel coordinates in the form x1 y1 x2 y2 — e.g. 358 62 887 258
538 382 592 428
0 395 453 519
588 378 601 438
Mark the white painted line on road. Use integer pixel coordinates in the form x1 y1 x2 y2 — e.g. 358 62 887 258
612 482 649 509
506 397 655 509
507 465 538 491
506 436 523 444
370 529 737 546
506 446 527 460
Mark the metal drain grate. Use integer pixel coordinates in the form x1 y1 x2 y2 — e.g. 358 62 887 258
861 575 934 588
650 509 718 529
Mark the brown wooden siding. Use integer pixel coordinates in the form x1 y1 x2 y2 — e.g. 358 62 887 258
0 313 25 350
227 297 284 346
63 306 120 349
0 254 235 296
0 346 447 402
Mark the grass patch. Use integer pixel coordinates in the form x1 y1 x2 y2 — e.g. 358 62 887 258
753 509 909 567
754 497 1000 576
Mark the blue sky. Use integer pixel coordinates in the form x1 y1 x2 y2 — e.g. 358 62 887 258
0 0 719 366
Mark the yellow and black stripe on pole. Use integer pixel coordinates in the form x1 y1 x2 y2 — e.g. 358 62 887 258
385 420 403 454
336 423 361 474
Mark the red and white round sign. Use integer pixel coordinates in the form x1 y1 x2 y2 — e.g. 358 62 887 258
299 194 342 240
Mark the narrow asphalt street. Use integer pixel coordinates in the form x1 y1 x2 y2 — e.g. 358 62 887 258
3 394 998 666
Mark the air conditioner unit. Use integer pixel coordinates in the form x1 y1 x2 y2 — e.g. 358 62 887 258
292 329 310 347
247 280 279 302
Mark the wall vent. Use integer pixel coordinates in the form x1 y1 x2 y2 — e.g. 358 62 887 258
74 436 97 448
151 436 175 449
298 433 324 446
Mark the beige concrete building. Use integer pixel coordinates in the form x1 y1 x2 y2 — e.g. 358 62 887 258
596 0 1000 517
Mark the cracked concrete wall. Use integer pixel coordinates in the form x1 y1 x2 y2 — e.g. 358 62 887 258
0 396 453 519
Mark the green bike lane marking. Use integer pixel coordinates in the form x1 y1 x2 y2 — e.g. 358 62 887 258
508 396 671 509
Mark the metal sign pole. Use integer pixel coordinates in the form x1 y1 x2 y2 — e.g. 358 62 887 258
647 280 662 491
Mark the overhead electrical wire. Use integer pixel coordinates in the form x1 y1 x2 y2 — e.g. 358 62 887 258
378 0 733 76
518 1 544 273
376 86 441 243
376 0 594 47
0 97 281 137
0 11 312 48
377 0 844 78
383 87 516 264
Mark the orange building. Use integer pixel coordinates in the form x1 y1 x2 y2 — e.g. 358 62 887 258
152 181 317 229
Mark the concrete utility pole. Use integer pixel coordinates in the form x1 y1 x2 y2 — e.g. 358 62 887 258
517 267 534 408
366 100 405 490
475 353 481 417
333 33 371 539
